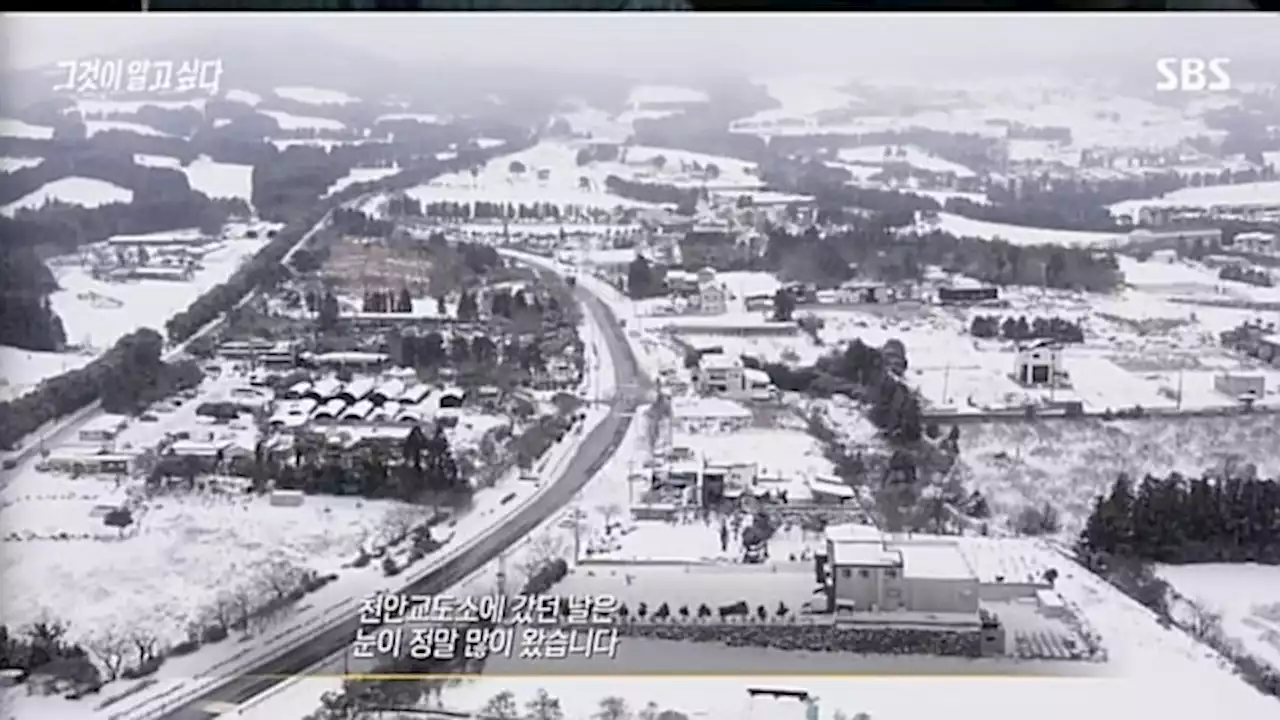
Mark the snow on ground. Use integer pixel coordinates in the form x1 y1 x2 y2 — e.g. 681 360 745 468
922 211 1126 248
49 235 267 351
0 346 96 402
1 156 42 172
0 118 54 139
134 153 181 169
425 534 1280 720
626 85 709 108
224 89 262 106
731 74 862 130
732 81 1216 156
84 120 171 138
1008 138 1081 166
375 112 445 125
1 177 133 216
260 110 346 132
128 154 254 204
270 138 383 151
956 415 1280 538
184 155 254 204
325 166 401 197
404 141 658 215
272 86 359 105
836 145 976 178
909 189 991 206
1109 181 1280 219
72 98 206 114
597 145 763 190
1158 563 1280 674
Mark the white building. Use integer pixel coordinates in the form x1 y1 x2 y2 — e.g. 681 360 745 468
1012 341 1064 387
1234 231 1278 256
698 283 728 315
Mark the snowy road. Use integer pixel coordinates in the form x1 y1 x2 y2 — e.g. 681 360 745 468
151 258 647 720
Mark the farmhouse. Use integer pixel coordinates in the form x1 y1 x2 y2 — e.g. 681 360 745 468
78 414 129 444
937 285 999 305
1233 231 1278 256
1012 341 1065 387
825 537 980 620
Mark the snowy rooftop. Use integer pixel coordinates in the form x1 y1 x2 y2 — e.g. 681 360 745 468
829 540 902 567
894 542 978 582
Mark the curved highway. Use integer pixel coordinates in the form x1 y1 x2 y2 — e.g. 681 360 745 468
155 278 645 719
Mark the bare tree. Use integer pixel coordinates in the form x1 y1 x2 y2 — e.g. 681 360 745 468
1185 599 1226 643
526 689 564 720
231 581 261 633
261 559 305 600
638 702 660 720
84 627 130 681
595 696 631 720
207 591 238 632
128 628 161 666
597 503 623 529
384 505 423 543
518 531 569 579
481 690 520 720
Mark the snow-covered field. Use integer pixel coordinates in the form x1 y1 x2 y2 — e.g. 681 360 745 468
955 415 1280 538
402 141 657 216
374 112 445 125
49 234 268 352
273 86 359 105
132 154 254 204
0 117 54 139
920 212 1126 248
1110 181 1280 219
1 176 133 215
72 98 206 115
260 110 346 132
270 138 382 151
836 145 976 178
225 89 262 106
0 346 97 403
1 156 43 172
84 120 171 138
324 166 401 197
626 84 708 108
1158 563 1280 674
593 144 763 190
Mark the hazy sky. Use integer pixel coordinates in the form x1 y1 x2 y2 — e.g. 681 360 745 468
5 12 1279 78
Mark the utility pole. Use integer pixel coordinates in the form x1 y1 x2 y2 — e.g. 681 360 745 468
572 500 583 562
941 363 951 406
1177 368 1184 411
496 550 507 598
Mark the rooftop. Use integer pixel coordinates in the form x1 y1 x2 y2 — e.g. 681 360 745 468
829 540 902 568
891 542 977 582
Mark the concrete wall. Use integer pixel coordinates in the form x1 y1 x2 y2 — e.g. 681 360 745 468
904 577 981 615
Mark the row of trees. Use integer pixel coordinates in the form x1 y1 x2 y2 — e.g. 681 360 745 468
0 328 197 450
1220 265 1275 288
761 224 1122 294
603 175 700 212
391 330 547 374
260 424 467 500
969 315 1085 344
1078 471 1280 564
